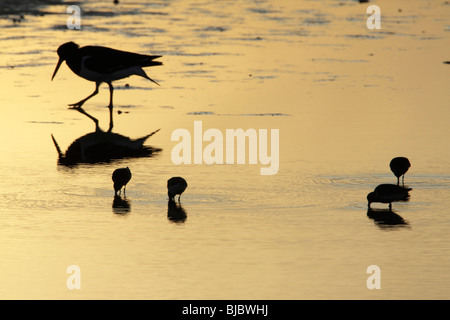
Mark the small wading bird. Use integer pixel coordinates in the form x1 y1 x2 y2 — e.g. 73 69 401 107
367 184 412 210
51 41 162 127
390 157 411 186
112 167 132 197
167 177 188 202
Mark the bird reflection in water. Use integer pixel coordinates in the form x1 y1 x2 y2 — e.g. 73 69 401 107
366 208 409 229
167 199 187 223
51 106 161 166
113 195 131 215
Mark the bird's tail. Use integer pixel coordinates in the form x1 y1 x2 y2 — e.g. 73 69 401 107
137 56 162 85
142 55 163 68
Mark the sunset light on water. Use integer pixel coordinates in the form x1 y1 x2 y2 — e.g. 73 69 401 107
0 0 449 303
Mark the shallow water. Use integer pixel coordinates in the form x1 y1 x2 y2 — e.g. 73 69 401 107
0 0 449 299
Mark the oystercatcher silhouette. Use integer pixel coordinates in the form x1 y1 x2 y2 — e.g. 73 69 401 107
51 41 162 130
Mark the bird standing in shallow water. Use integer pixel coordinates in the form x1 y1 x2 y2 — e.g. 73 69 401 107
390 157 411 186
112 167 132 197
367 184 412 210
167 177 188 202
51 42 162 131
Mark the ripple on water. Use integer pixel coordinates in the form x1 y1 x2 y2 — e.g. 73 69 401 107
186 111 291 116
322 174 450 189
315 174 450 211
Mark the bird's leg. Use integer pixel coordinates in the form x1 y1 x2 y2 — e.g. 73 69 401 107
402 175 405 187
178 195 181 203
69 82 100 108
107 82 114 132
389 203 392 211
71 106 100 131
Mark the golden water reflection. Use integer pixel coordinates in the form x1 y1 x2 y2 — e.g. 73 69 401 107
0 0 449 299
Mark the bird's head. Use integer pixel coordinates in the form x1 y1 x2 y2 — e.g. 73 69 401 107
51 41 79 80
367 192 376 206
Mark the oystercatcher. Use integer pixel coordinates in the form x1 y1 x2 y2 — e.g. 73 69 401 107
367 184 412 210
389 157 411 186
167 177 188 202
112 167 132 197
51 41 162 118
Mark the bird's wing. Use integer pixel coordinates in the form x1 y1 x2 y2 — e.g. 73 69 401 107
81 46 162 74
375 184 410 198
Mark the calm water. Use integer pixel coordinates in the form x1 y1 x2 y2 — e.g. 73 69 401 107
0 0 449 299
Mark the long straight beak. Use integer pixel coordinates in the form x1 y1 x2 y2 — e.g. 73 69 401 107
51 58 63 81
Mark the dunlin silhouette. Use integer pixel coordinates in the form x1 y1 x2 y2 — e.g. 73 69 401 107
390 157 411 186
367 184 412 210
167 177 188 202
112 167 132 196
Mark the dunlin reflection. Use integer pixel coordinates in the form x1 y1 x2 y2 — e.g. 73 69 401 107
113 196 131 215
366 208 409 229
167 200 187 223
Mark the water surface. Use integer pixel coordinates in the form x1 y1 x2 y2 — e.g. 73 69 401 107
0 0 449 299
